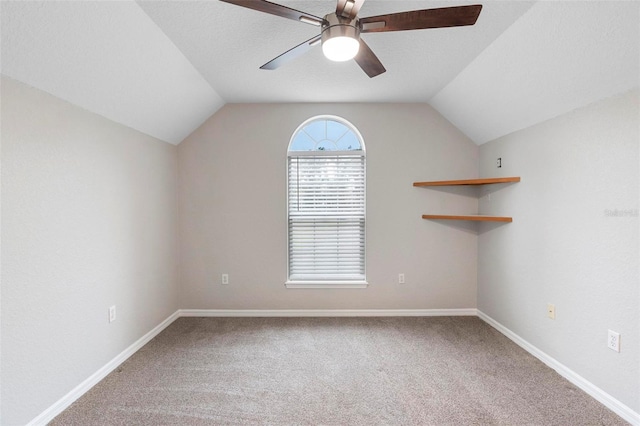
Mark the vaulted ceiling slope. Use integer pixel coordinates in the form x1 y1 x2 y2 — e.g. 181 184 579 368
431 1 640 144
1 1 638 146
0 1 225 145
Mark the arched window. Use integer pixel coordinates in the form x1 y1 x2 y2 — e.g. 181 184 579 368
286 116 366 288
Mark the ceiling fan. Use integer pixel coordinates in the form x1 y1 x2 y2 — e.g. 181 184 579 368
219 0 482 78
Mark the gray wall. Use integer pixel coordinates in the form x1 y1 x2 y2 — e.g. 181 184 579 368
178 103 479 309
477 89 639 411
8 80 634 423
1 77 180 425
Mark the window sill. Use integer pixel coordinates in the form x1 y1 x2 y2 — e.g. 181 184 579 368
285 281 369 289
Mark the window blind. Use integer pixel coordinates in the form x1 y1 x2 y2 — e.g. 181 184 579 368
288 154 365 281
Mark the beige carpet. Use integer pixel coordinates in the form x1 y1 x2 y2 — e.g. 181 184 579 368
51 317 627 425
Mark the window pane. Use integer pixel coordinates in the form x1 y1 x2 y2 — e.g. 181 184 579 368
290 131 316 151
336 131 361 151
326 120 349 142
290 118 362 152
316 140 337 151
303 120 325 142
288 117 366 282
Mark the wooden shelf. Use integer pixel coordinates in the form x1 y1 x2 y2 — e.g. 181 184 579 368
415 176 520 223
413 177 520 187
422 214 513 223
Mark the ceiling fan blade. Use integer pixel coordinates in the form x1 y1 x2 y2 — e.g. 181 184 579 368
354 39 386 78
260 35 322 70
361 4 482 33
335 0 366 19
220 0 324 26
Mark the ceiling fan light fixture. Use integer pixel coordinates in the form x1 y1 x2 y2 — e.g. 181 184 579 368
222 0 483 78
322 36 360 61
320 13 360 62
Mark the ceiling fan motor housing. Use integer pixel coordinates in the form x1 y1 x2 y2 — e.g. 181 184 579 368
321 13 361 44
220 0 483 77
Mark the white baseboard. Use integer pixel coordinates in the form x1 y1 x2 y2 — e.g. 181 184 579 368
179 308 478 317
28 308 638 426
477 310 639 426
27 310 181 426
26 308 473 424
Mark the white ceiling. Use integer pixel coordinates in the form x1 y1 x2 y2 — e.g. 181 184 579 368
136 0 534 103
0 0 224 145
1 1 638 145
430 0 640 144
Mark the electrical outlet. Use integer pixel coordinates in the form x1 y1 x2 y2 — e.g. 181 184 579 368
547 303 555 320
607 330 620 352
497 157 502 168
222 274 229 285
109 305 116 323
398 273 405 284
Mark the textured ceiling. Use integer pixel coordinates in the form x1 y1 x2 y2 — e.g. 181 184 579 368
1 1 638 145
430 1 640 144
137 0 534 103
0 0 224 145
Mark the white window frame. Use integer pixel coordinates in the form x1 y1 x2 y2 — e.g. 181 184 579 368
285 115 367 289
